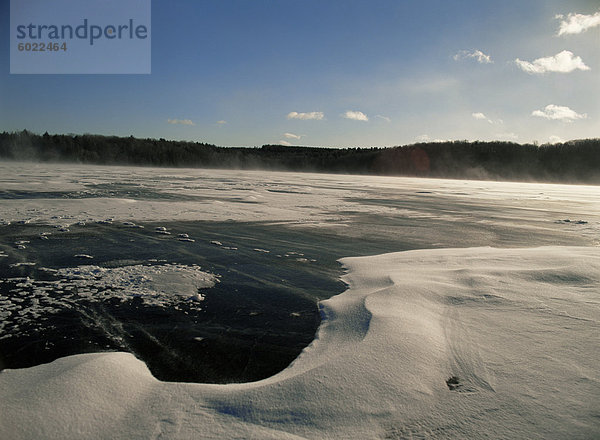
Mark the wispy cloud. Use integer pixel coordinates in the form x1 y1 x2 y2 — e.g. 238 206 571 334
284 132 303 139
472 112 502 125
375 115 391 122
556 11 600 35
167 118 195 126
216 120 227 125
287 111 324 120
515 50 590 74
472 112 490 123
279 140 293 146
531 104 587 122
453 49 492 64
343 110 369 121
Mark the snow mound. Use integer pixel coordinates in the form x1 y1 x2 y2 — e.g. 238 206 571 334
1 246 599 439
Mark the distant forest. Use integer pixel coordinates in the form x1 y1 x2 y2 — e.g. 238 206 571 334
1 130 599 184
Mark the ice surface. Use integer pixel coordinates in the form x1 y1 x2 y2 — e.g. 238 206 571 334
1 246 598 439
1 162 599 437
1 163 599 248
55 263 217 304
0 263 217 338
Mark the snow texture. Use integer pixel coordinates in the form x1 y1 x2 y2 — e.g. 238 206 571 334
0 264 217 338
1 246 599 439
1 163 599 244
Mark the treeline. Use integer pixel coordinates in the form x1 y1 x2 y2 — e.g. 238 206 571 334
0 130 599 183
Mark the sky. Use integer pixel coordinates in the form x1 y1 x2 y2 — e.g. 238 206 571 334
1 0 599 147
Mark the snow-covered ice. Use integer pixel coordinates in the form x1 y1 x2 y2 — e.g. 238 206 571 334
55 263 218 306
1 162 599 438
1 163 598 244
1 246 599 439
0 262 218 338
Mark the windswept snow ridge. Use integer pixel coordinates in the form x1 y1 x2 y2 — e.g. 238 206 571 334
1 246 598 439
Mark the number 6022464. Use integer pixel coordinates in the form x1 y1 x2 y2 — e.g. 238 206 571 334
18 42 67 52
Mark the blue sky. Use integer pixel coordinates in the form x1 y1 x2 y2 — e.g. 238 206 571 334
1 0 599 147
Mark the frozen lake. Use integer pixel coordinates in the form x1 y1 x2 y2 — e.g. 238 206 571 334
0 162 599 439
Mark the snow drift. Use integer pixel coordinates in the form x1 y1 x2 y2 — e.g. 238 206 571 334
1 246 598 439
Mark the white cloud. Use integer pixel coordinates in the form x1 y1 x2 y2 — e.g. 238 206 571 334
375 115 391 122
284 132 303 139
556 11 600 35
279 140 292 146
531 104 587 122
472 112 502 125
343 110 369 121
515 50 590 74
472 112 490 122
548 135 564 144
287 111 324 120
216 120 227 125
415 134 445 143
167 118 195 126
453 49 493 64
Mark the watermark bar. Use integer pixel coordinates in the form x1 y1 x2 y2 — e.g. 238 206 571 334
10 0 151 74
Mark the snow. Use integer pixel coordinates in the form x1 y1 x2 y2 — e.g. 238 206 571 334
1 163 599 242
1 162 599 438
0 264 218 337
55 264 218 305
1 246 599 439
